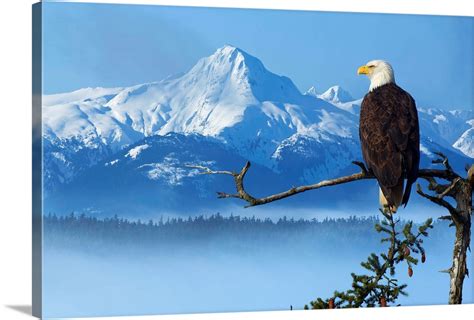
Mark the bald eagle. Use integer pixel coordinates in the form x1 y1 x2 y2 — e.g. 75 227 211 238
357 60 420 213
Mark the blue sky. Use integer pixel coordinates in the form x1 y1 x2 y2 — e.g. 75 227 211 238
42 2 473 109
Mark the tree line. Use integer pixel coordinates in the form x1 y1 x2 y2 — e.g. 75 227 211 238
43 213 450 255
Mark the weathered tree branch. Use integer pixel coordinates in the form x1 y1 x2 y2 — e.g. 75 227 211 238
417 154 472 305
188 162 258 205
189 156 462 209
416 183 458 218
190 161 373 207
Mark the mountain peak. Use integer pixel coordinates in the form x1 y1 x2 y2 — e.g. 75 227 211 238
319 85 354 103
183 45 302 104
207 45 262 70
304 86 318 97
215 44 243 55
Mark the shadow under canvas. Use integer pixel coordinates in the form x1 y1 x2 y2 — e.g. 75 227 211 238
5 305 33 316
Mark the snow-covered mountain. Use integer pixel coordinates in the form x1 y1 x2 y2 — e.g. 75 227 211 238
42 45 473 210
43 45 362 190
453 120 474 158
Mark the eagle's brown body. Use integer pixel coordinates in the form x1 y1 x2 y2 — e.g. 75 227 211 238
359 83 420 211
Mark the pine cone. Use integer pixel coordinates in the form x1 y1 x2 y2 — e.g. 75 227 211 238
403 245 410 257
328 298 335 309
408 266 413 277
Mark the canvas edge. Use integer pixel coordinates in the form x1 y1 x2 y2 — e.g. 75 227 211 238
32 2 43 318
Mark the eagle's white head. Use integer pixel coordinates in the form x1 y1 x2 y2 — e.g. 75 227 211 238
357 60 395 91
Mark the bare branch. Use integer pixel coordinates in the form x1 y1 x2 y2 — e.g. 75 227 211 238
202 162 373 207
437 178 461 200
438 215 453 222
352 161 369 174
432 152 454 173
416 183 458 218
250 171 371 207
190 159 462 208
216 192 240 199
418 168 459 181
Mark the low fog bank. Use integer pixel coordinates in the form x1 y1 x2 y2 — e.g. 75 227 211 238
42 214 472 318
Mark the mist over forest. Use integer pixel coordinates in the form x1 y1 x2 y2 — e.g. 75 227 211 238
42 213 472 318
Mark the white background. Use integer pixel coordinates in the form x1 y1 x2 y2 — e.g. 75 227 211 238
0 0 472 319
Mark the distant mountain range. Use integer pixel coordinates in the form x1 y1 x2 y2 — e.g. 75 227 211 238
42 45 473 216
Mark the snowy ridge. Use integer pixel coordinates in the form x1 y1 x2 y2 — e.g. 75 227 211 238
318 85 354 104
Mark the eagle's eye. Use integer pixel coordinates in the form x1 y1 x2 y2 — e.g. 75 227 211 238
368 65 375 68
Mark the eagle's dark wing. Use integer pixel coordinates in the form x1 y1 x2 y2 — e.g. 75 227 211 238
359 83 420 207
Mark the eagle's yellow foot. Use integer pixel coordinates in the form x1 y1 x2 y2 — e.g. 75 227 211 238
382 205 397 215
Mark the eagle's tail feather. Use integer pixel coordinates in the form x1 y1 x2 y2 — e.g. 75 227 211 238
401 179 414 207
379 180 404 213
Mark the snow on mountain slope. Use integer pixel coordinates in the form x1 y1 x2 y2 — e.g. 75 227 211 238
43 87 123 107
43 100 144 151
418 108 473 148
453 120 474 158
272 133 360 183
304 86 318 97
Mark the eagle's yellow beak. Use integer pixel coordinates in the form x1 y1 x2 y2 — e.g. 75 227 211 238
357 65 370 75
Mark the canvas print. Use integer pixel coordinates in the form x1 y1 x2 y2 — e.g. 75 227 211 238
32 1 474 318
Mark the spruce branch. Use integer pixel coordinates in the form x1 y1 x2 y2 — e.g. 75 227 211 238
304 213 433 309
